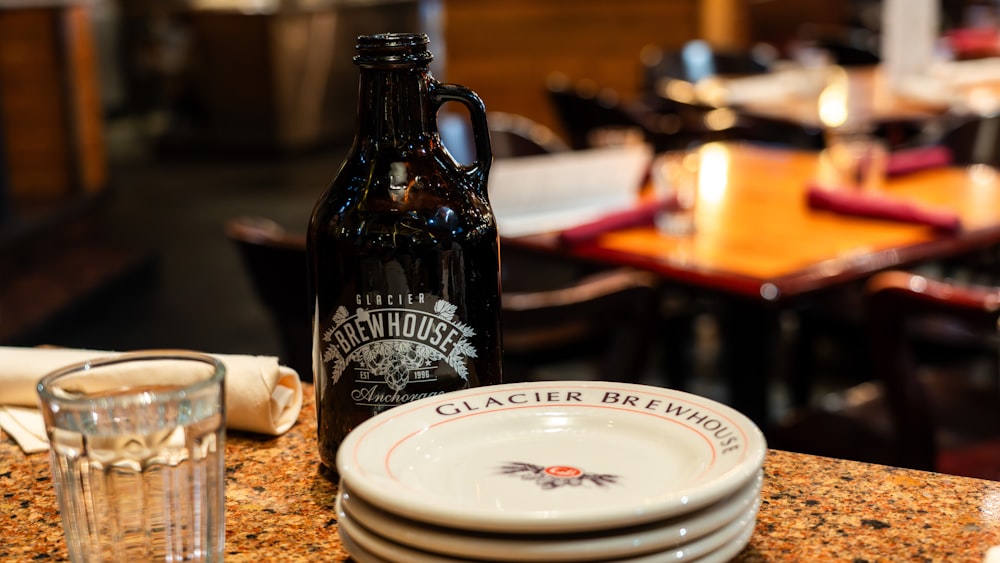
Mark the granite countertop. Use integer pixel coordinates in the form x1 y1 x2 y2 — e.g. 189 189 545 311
4 384 1000 561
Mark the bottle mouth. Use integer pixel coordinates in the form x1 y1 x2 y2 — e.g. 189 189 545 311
354 33 433 67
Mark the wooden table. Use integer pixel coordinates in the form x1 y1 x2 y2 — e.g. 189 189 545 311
506 142 1000 425
5 384 1000 562
728 65 948 131
646 63 1000 154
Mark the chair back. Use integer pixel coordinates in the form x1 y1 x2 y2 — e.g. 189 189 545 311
225 217 311 380
545 73 648 150
866 271 1000 471
500 254 660 383
794 25 880 67
488 112 570 158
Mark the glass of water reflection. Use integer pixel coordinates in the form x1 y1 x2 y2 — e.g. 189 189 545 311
36 351 226 562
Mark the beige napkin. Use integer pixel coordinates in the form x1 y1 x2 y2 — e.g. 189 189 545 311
0 347 303 453
0 406 48 453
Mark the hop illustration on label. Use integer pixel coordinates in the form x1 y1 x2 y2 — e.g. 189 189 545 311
322 297 478 392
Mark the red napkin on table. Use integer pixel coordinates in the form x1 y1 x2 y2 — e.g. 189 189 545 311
947 27 1000 58
806 184 962 233
886 145 954 177
558 199 672 246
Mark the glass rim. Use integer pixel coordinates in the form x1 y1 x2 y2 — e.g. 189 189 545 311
36 349 226 407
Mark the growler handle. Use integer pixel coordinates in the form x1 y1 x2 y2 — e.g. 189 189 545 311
430 82 493 194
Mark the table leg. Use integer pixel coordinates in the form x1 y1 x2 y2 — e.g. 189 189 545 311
718 298 782 428
659 312 695 391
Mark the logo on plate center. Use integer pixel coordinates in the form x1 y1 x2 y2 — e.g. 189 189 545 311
500 462 619 490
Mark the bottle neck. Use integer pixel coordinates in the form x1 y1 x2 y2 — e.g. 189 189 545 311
355 66 438 149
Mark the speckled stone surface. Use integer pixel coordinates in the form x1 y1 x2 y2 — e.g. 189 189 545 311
5 384 1000 562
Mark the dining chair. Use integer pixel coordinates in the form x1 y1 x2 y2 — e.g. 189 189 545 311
638 40 775 91
793 24 881 67
441 111 571 162
487 111 570 158
544 73 654 151
772 270 1000 480
499 249 661 383
224 216 312 380
867 270 1000 476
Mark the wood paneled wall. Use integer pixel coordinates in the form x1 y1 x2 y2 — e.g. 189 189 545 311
440 0 851 140
0 5 107 203
440 0 701 138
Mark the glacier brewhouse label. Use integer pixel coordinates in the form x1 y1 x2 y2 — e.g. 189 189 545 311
321 292 478 407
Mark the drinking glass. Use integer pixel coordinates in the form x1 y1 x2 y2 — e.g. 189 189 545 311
823 129 887 191
815 64 886 191
36 351 227 562
651 147 701 236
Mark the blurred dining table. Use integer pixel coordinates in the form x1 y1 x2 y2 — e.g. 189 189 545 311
504 141 1000 426
6 383 1000 562
644 62 1000 150
698 64 948 130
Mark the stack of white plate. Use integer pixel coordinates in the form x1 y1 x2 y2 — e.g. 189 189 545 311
335 381 767 563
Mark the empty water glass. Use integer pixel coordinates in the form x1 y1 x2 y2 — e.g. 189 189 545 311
824 130 887 191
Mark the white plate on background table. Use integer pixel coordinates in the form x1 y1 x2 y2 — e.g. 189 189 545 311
336 494 760 563
338 470 762 562
336 380 767 534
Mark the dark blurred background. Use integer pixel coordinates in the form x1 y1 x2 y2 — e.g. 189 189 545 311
0 0 979 366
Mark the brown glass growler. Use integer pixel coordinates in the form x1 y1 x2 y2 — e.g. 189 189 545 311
308 33 502 471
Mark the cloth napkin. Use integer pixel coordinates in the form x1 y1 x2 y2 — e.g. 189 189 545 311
0 347 303 453
886 145 954 177
947 27 1000 58
806 185 962 233
558 199 672 246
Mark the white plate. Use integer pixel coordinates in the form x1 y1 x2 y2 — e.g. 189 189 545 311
337 495 760 563
337 381 766 533
338 470 762 562
694 517 756 563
